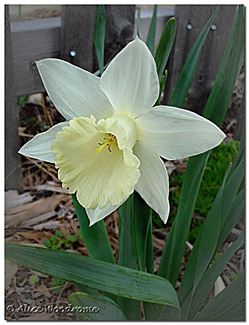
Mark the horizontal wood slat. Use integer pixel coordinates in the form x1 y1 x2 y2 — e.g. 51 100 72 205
10 8 174 97
11 17 61 96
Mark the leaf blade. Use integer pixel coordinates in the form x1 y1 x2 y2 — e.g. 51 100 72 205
193 273 245 321
72 194 115 264
5 243 180 308
157 5 244 288
117 195 140 320
69 292 127 320
94 5 106 75
154 17 176 81
146 5 157 55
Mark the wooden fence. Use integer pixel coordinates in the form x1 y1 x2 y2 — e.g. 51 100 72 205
5 5 240 192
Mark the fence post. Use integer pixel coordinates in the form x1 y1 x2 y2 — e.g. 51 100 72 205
60 5 96 71
5 5 23 193
164 5 237 114
60 5 135 72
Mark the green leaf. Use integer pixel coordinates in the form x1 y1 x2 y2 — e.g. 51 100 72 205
44 239 52 248
216 188 244 251
5 243 179 308
157 154 209 283
158 305 181 321
134 193 155 320
154 17 176 81
156 70 168 105
56 230 63 237
187 230 244 319
169 7 218 107
134 193 152 272
137 7 141 37
179 157 244 319
69 292 127 320
67 234 77 243
157 5 244 287
117 195 140 320
29 274 39 285
71 194 115 264
94 5 106 75
193 273 245 321
50 235 58 244
146 5 157 54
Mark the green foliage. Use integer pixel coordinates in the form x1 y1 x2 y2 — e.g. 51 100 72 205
29 274 39 285
16 95 28 109
94 5 106 75
168 140 239 243
44 230 82 250
5 243 180 309
158 4 244 286
146 5 157 54
69 292 127 320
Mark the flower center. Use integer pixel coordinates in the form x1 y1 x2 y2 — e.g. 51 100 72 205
96 133 117 153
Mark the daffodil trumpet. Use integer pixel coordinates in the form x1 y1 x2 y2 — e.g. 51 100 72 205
19 37 226 226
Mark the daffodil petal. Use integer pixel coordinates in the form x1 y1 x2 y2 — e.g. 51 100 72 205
52 116 140 210
36 59 114 121
18 122 69 163
86 200 126 226
133 142 170 223
136 105 226 160
100 38 159 118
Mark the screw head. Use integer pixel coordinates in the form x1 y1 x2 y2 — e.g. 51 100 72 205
69 50 76 57
210 24 217 31
186 23 192 31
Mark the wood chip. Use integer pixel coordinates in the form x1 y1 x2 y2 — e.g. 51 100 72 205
21 211 57 227
214 276 226 296
34 220 61 230
5 190 33 210
5 194 67 227
5 261 18 290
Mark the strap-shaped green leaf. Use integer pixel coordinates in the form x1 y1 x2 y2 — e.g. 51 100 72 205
137 7 141 37
154 17 176 82
117 195 140 320
179 156 244 318
134 193 155 320
134 193 152 272
146 5 157 55
169 7 218 107
94 5 106 75
193 273 245 321
156 69 168 105
69 292 127 320
188 230 244 319
5 243 180 308
157 5 244 287
72 194 115 264
216 188 244 252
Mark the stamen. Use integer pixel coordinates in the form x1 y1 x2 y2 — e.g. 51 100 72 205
96 133 116 153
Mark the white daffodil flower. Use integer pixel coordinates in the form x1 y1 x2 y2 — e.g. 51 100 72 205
19 38 226 226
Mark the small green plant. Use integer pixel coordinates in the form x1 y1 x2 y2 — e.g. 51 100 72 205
44 229 82 250
16 96 28 109
29 274 39 285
